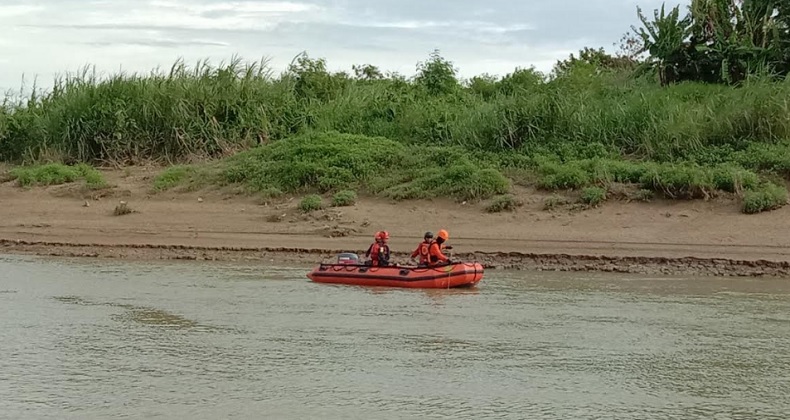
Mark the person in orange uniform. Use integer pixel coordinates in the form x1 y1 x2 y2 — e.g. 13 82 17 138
365 231 391 266
410 231 434 266
428 229 452 266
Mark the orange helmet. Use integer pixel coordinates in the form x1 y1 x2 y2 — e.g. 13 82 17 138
437 229 449 240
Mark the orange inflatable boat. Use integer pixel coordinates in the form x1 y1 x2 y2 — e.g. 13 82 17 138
307 253 484 289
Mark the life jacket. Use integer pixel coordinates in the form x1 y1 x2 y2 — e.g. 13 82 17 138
367 242 390 266
428 241 449 265
416 240 431 264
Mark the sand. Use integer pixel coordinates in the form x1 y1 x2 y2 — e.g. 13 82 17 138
2 166 790 277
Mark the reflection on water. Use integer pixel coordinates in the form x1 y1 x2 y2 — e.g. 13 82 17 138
53 295 221 331
1 254 790 419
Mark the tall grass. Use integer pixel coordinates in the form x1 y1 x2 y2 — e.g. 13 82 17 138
2 56 790 165
4 54 790 214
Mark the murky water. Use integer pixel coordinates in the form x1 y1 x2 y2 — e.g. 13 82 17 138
1 254 790 419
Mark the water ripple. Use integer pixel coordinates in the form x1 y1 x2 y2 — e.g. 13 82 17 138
1 259 790 418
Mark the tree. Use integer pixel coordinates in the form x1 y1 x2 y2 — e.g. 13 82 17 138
352 64 383 81
628 0 790 85
632 4 693 85
552 47 639 78
414 49 460 96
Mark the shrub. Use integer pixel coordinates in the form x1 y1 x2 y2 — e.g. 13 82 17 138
742 182 788 214
332 190 357 207
299 194 323 212
485 194 523 213
711 165 760 193
580 187 607 206
638 163 715 199
535 160 591 190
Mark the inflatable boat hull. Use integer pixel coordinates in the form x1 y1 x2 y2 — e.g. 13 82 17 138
307 262 484 289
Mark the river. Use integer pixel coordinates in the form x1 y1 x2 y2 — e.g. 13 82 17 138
1 254 789 419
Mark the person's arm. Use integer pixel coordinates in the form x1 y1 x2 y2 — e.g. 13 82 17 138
430 243 449 262
411 245 420 258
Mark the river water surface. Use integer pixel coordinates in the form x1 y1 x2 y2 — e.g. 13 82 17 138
1 254 790 419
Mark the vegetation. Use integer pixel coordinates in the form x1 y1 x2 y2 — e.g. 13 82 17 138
742 182 788 214
332 190 358 207
152 166 195 191
113 201 133 216
8 163 106 188
299 194 323 212
154 131 510 202
2 0 790 214
581 187 607 207
485 194 524 213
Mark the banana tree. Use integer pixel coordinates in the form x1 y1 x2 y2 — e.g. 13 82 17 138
632 4 694 85
689 0 784 83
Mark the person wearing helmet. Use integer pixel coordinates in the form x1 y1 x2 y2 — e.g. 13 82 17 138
365 230 391 266
428 229 452 266
410 231 434 266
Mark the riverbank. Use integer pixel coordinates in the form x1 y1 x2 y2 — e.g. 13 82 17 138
3 167 790 277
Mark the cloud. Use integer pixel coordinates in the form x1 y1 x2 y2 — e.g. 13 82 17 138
85 39 231 48
0 0 688 93
0 4 44 18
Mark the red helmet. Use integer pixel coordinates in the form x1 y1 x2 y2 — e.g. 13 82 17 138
375 231 390 240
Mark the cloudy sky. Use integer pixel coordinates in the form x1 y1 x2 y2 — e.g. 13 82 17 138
0 0 677 93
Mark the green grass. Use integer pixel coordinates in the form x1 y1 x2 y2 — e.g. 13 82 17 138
153 166 193 191
9 163 107 188
152 165 216 192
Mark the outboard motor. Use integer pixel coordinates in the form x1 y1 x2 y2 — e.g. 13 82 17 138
337 252 360 265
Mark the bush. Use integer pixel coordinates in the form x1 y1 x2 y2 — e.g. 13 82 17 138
163 131 509 202
638 163 715 199
299 194 323 212
535 159 591 190
485 194 523 213
580 187 607 206
332 190 357 207
742 182 788 214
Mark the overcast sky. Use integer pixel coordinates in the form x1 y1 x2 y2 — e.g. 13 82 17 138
1 0 678 93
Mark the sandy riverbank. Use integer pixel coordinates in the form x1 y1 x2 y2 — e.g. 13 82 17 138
3 167 790 277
